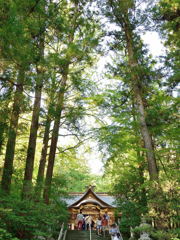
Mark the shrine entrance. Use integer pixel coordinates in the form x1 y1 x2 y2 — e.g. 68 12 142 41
80 203 100 216
64 185 117 229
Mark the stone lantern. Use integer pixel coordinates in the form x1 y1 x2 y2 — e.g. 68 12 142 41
138 218 152 240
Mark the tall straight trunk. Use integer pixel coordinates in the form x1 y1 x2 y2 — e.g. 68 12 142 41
43 68 69 203
35 111 51 197
1 69 25 193
22 79 43 199
132 103 148 209
22 33 45 199
133 85 158 180
138 151 148 209
123 14 159 180
0 123 6 155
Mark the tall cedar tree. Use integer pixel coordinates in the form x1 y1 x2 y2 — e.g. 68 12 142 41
22 0 46 199
43 1 76 202
104 0 159 180
43 0 99 203
1 69 25 193
35 107 51 197
43 66 69 203
0 1 34 193
35 69 58 197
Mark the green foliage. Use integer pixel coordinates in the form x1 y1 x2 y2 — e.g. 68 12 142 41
0 0 179 238
134 224 153 234
132 226 179 240
0 192 68 240
96 0 179 235
54 150 96 192
118 201 141 233
0 227 19 240
154 0 180 91
151 230 179 240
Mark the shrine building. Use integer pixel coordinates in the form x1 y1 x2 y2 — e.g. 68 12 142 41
63 185 118 228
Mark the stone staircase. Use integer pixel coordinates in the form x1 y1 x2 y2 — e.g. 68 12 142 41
65 230 111 240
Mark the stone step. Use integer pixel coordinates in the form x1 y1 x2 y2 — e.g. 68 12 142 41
66 230 111 240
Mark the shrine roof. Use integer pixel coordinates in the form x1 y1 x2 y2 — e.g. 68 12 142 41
62 187 117 208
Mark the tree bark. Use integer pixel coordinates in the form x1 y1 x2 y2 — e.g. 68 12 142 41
22 79 43 199
132 102 148 208
108 0 159 180
1 69 25 193
123 13 159 180
138 152 148 209
43 67 69 204
22 18 45 198
35 110 51 197
0 123 7 155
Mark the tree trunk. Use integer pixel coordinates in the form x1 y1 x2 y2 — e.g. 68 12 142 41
124 15 159 180
22 26 45 199
22 80 43 199
0 123 7 155
132 103 148 208
134 86 158 180
43 67 69 204
138 153 148 209
35 110 51 198
1 69 25 193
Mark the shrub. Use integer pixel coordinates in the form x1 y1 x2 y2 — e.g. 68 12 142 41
151 230 179 240
0 193 68 240
134 224 153 234
0 227 19 240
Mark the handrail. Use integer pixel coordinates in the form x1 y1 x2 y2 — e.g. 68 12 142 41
62 230 67 240
89 220 92 240
58 223 64 240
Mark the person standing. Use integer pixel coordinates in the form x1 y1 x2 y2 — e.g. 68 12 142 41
85 215 89 230
104 211 110 225
102 215 108 237
76 211 84 230
96 216 102 235
85 214 92 230
109 223 123 240
109 224 119 240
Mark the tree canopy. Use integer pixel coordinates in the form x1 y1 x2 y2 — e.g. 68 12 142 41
0 0 179 239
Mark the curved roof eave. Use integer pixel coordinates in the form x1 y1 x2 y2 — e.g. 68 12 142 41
76 199 106 207
68 187 114 208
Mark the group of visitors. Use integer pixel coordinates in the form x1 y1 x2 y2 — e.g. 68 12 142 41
96 214 109 235
76 211 122 239
96 216 122 240
76 211 102 231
